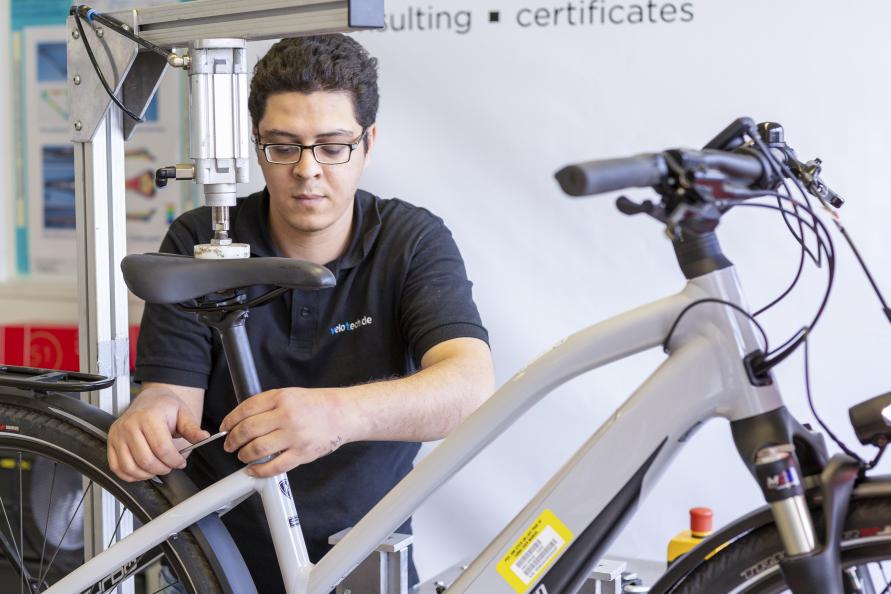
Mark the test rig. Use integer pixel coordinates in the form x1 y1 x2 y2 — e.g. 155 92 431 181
66 1 386 591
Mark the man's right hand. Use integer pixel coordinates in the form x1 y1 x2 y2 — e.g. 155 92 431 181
108 383 209 482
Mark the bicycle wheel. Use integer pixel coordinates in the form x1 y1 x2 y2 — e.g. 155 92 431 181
671 496 891 593
0 400 224 593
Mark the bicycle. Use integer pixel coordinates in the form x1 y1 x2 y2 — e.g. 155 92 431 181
0 117 890 594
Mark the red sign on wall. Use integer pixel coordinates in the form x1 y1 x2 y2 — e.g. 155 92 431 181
0 325 140 372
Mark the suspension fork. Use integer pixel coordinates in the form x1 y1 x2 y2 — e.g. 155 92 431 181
730 406 860 594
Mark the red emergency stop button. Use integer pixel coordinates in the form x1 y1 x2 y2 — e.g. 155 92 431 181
690 507 713 537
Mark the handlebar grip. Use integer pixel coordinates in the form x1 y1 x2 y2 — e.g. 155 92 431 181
554 153 668 197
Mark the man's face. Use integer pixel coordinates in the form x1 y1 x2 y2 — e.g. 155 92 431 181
255 91 375 236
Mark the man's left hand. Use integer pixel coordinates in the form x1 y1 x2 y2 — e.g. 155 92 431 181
220 388 354 477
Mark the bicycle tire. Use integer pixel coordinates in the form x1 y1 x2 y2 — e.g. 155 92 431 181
0 400 224 593
670 496 891 593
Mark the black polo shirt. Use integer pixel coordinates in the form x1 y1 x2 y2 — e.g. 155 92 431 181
134 188 488 592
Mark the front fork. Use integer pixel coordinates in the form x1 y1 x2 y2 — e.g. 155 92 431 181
730 406 861 594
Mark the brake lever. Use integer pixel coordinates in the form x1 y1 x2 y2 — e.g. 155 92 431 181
616 196 657 216
799 158 844 208
776 149 845 208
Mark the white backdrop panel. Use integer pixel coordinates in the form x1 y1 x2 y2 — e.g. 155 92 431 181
240 0 891 577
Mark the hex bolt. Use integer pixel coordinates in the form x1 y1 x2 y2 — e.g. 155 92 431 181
72 29 80 39
74 121 83 131
73 75 81 85
96 27 104 38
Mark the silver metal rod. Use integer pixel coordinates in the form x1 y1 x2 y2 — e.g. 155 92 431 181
769 497 817 555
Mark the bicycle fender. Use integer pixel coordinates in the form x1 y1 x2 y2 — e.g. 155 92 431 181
649 472 891 594
0 387 258 594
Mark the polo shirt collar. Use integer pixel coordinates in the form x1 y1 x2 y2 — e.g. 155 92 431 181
236 188 382 271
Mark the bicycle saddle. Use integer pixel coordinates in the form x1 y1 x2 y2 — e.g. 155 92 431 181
121 253 336 304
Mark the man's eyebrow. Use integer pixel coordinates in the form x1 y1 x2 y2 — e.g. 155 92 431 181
261 128 358 141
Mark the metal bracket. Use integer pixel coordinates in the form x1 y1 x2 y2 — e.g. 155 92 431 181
329 528 414 594
67 10 139 142
578 559 627 594
95 336 131 383
122 50 169 140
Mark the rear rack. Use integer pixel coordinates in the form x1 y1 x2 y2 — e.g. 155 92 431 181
0 365 115 392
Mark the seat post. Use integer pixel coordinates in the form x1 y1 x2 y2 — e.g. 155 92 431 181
198 308 262 403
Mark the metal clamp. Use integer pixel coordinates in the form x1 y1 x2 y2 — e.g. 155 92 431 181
329 528 413 594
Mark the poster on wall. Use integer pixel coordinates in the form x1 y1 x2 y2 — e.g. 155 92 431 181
14 2 188 278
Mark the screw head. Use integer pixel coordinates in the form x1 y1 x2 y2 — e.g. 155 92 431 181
73 75 81 85
96 27 104 38
74 121 83 131
72 29 80 39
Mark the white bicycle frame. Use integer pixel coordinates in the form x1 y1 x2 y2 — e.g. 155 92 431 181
46 262 786 594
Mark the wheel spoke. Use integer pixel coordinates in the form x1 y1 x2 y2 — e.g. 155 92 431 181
38 480 94 585
148 578 184 594
37 461 58 583
105 505 128 551
0 460 24 573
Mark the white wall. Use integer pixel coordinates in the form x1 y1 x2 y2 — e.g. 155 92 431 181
342 0 891 577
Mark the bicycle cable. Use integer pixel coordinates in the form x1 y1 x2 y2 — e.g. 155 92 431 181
72 8 143 123
662 298 769 354
802 329 870 467
719 195 836 368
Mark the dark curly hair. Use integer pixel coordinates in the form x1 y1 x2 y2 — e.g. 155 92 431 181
249 34 379 136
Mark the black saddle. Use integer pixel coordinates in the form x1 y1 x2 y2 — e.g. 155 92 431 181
121 253 336 304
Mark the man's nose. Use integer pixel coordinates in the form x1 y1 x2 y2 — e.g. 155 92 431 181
291 149 322 179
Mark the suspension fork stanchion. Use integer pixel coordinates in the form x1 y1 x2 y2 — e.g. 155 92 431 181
731 408 860 594
754 445 817 556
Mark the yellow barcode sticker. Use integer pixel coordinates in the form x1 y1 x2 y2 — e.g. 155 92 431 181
496 509 573 593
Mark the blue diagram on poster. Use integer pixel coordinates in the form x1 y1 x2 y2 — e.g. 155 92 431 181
144 95 159 122
41 145 75 230
37 42 66 81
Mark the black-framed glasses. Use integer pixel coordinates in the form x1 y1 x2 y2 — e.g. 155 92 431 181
254 130 367 165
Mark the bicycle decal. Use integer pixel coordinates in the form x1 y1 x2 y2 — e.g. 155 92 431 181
0 424 20 432
496 509 573 593
740 551 784 581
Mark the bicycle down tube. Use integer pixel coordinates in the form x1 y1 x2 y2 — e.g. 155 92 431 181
318 263 784 594
45 261 784 594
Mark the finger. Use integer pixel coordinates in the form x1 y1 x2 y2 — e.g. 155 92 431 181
143 417 187 470
220 390 279 432
236 430 291 464
247 449 301 478
224 411 281 452
107 444 124 480
125 430 173 477
112 440 155 482
175 407 210 444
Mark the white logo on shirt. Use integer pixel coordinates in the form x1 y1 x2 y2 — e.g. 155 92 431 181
329 315 373 336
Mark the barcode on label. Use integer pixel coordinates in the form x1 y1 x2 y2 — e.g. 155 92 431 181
510 525 565 584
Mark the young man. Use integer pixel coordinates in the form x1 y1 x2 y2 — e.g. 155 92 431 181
107 35 494 592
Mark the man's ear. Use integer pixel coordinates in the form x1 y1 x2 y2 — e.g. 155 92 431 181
362 124 377 170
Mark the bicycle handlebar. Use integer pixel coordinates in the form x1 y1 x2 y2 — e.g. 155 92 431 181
555 148 767 197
